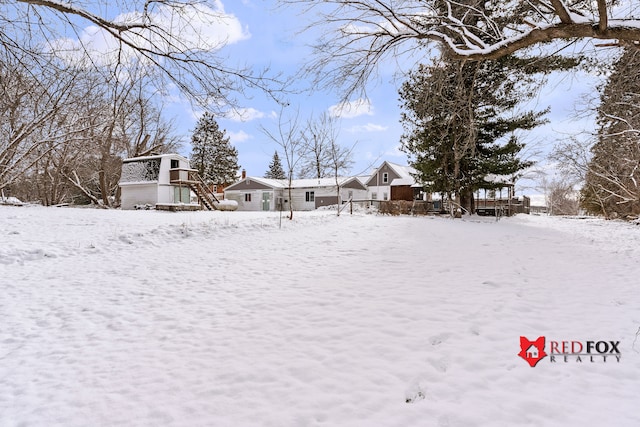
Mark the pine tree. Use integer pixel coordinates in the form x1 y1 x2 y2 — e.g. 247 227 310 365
399 51 576 212
190 112 240 185
400 59 539 212
265 151 286 179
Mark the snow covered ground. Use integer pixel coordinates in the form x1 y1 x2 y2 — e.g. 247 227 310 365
1 206 639 427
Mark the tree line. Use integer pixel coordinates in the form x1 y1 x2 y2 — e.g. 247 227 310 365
3 1 640 217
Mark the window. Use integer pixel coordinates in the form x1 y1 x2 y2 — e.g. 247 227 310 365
372 192 377 200
348 190 353 200
305 191 315 202
383 192 388 201
245 193 252 202
382 172 389 183
170 159 179 169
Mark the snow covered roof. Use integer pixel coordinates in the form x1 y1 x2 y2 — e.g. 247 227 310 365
227 176 361 191
390 177 415 187
123 153 189 163
483 174 515 186
289 177 357 188
367 161 420 187
385 161 418 181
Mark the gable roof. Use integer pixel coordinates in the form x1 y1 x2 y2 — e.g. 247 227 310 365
123 153 189 163
387 161 417 183
366 161 420 187
224 177 286 191
289 177 362 188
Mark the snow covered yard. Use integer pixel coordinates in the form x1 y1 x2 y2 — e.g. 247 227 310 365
1 206 639 427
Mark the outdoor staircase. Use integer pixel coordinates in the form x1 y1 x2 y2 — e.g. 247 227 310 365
169 168 220 210
188 170 220 210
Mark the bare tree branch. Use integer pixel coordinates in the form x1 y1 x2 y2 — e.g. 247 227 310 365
6 0 288 109
280 0 640 95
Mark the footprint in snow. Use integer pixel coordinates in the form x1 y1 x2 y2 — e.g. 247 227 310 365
405 383 427 403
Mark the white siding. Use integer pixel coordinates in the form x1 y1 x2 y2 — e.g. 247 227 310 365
288 188 316 211
120 183 158 209
225 190 264 211
368 185 390 200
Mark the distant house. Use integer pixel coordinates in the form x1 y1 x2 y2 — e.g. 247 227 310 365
365 161 423 202
223 176 368 211
119 153 231 211
223 176 286 211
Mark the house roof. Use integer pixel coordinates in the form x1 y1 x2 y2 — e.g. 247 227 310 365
483 174 515 187
368 161 420 187
123 153 188 163
290 177 360 188
226 176 364 191
224 176 286 191
387 161 418 181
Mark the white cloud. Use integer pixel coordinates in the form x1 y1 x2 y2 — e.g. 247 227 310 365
328 99 373 119
225 108 266 122
229 130 252 144
347 123 388 133
49 2 249 66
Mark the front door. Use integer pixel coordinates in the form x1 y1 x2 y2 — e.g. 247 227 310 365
262 192 270 211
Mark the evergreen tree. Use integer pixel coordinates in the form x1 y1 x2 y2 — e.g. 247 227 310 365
399 57 545 212
190 112 240 185
265 151 286 179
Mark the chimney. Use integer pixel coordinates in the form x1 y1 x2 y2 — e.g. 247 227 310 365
241 169 246 180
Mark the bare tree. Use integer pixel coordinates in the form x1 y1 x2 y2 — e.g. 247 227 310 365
0 50 80 195
299 111 354 214
3 57 179 206
62 65 181 207
261 107 306 220
549 136 593 185
582 47 640 218
544 177 580 216
299 112 351 179
3 0 285 108
328 137 355 216
280 0 640 96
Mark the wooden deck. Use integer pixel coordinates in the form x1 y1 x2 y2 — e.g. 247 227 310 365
155 203 202 212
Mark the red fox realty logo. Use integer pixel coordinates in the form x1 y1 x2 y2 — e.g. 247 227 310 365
518 336 621 366
518 336 547 367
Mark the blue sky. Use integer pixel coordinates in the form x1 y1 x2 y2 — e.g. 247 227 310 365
170 1 603 197
164 0 434 177
65 0 604 196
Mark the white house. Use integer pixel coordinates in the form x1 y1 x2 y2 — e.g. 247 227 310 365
223 176 368 211
223 177 286 211
119 153 234 211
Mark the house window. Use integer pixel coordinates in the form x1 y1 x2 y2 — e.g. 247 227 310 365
382 172 389 183
170 159 179 169
383 192 388 201
305 191 315 202
348 190 353 200
372 192 377 200
245 193 252 202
